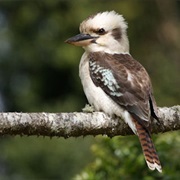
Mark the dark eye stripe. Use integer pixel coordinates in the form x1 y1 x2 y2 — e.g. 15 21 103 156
111 27 121 41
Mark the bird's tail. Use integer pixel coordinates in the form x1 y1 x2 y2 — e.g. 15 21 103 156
134 120 162 173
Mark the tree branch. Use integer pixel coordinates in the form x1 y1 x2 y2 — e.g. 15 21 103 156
0 106 179 137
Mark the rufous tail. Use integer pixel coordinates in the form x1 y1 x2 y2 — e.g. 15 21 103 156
134 120 162 173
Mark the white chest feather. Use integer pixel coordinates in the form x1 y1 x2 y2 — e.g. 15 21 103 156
79 53 137 134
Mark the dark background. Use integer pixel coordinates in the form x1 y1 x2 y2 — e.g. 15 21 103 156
0 1 179 179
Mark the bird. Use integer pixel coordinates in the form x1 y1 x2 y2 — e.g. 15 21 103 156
65 11 162 172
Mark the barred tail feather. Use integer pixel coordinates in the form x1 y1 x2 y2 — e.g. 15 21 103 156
134 120 162 173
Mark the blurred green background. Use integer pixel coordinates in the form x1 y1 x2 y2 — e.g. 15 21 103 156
0 0 179 179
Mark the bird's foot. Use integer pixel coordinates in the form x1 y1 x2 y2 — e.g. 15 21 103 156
82 104 95 113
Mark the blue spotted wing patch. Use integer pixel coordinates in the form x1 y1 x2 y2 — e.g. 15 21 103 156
89 60 122 97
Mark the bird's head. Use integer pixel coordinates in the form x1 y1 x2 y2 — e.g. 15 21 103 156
66 11 129 54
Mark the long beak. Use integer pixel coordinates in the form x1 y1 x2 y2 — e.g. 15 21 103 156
65 34 96 46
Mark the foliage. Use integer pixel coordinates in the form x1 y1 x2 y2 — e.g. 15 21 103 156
0 0 179 179
75 132 180 180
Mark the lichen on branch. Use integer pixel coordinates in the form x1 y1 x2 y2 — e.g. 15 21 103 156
0 106 179 137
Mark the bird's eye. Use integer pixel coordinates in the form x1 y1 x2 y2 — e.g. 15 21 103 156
97 28 106 35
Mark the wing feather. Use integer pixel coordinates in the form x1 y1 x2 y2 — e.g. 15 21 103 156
89 52 158 128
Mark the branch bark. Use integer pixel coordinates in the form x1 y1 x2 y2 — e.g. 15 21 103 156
0 105 179 138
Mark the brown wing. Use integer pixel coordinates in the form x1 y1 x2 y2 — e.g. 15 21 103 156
89 52 158 128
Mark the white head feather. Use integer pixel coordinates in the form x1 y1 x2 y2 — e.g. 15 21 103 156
80 11 129 54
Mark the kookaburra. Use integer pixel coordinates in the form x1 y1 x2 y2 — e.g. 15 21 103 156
66 11 162 172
